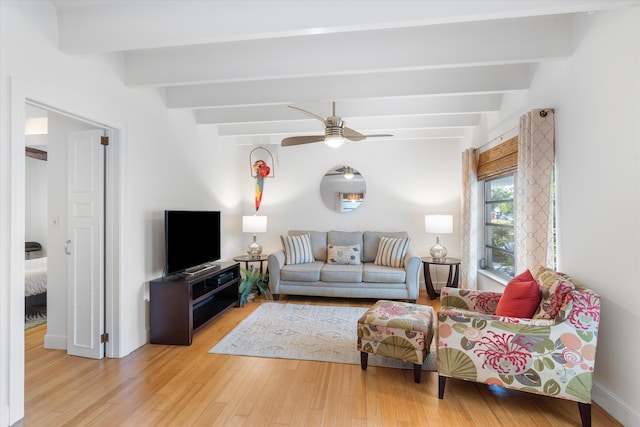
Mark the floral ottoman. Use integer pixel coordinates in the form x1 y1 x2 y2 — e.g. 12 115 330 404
357 300 434 383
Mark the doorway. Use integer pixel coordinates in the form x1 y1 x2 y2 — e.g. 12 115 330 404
23 100 121 359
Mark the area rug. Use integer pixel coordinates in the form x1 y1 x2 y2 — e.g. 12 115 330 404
209 302 436 371
25 305 47 330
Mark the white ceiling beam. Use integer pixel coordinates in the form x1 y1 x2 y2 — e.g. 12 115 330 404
167 64 530 109
53 0 633 54
194 94 502 124
228 134 464 146
125 14 572 86
217 115 480 137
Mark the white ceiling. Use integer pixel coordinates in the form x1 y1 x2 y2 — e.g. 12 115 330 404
50 0 639 146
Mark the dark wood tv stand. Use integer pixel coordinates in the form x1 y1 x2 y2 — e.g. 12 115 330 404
150 261 240 345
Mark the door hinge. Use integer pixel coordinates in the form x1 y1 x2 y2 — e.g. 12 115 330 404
101 333 109 343
101 136 109 146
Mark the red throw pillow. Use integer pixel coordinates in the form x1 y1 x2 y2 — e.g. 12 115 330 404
495 270 541 318
511 268 535 283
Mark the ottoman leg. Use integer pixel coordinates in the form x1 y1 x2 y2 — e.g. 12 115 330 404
360 352 368 370
413 364 421 383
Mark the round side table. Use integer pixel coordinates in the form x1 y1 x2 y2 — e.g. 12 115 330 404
421 257 461 300
233 254 268 275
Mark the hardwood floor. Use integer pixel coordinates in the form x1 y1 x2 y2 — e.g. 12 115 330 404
24 293 620 426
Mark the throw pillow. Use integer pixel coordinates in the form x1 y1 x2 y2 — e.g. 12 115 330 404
327 244 361 265
532 266 579 320
374 236 410 268
511 268 536 283
495 270 541 318
282 233 315 265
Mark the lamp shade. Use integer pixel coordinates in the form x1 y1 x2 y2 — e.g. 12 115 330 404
425 214 453 234
242 215 267 233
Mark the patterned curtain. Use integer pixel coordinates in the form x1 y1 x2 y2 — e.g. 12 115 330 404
461 148 478 289
516 109 555 272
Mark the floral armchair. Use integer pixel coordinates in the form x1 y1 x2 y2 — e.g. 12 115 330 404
436 270 600 427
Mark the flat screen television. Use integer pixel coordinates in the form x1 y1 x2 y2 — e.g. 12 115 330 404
164 210 221 276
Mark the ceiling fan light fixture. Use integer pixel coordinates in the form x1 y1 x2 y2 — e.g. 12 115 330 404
324 134 344 148
343 166 354 179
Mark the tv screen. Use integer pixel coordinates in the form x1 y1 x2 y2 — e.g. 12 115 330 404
164 210 221 276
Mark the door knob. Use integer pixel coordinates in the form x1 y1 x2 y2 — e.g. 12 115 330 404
64 240 71 255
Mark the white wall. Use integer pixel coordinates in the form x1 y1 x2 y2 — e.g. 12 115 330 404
479 9 640 426
237 140 462 258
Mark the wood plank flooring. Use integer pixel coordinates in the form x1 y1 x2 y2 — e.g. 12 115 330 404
24 293 621 426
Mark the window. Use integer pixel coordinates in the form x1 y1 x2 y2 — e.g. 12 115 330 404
484 175 515 278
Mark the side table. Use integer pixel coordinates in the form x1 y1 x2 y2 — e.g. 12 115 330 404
421 257 461 300
233 254 268 275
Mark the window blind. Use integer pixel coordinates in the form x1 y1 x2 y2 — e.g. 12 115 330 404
477 136 518 181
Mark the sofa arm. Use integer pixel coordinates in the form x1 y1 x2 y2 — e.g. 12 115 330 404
267 250 285 296
440 287 502 314
404 251 421 301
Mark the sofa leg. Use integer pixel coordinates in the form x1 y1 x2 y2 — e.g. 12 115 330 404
578 402 591 427
438 375 446 399
272 294 280 301
360 352 368 370
413 364 421 383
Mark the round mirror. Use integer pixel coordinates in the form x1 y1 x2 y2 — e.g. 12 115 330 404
320 165 366 212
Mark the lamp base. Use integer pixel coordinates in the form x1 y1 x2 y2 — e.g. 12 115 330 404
429 236 447 261
247 234 263 257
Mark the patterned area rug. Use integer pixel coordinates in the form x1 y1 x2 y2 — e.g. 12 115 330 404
25 305 47 330
209 302 436 371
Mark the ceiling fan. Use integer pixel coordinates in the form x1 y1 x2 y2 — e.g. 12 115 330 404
281 102 393 147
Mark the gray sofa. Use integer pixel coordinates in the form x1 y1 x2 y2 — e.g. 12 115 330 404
267 230 421 301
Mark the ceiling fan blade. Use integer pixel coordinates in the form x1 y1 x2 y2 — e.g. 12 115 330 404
343 127 366 141
281 135 325 147
288 105 328 124
347 133 395 142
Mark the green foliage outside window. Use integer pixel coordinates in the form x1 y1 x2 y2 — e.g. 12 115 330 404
484 176 515 278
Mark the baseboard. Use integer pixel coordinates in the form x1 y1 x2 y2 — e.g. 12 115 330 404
44 333 66 350
593 380 640 426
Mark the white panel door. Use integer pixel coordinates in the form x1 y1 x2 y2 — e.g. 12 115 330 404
67 130 104 359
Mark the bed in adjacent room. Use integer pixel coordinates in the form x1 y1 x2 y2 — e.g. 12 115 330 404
25 242 47 309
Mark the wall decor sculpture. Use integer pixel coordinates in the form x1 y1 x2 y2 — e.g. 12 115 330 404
249 147 275 211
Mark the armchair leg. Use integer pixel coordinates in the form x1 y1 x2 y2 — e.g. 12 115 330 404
438 375 446 399
413 364 421 383
272 294 280 301
578 402 591 427
360 352 368 370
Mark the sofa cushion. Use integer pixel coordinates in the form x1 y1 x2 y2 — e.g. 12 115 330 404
327 244 361 265
280 261 324 282
320 263 363 282
374 236 410 268
282 233 315 265
363 263 407 283
363 231 409 262
289 230 327 261
328 231 364 262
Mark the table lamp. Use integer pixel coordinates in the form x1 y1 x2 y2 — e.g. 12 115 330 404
242 215 267 258
425 214 453 261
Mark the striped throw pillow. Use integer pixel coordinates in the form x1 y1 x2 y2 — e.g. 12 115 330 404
374 236 410 268
282 233 315 265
